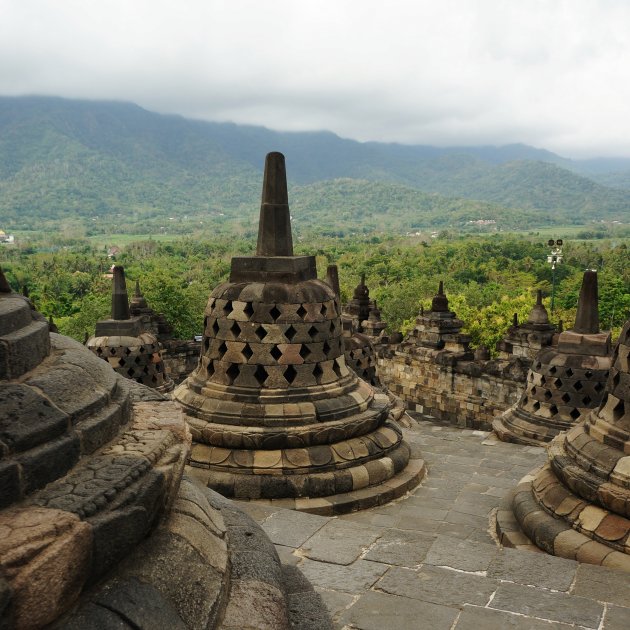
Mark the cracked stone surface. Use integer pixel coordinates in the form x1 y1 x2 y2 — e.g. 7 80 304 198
238 415 630 629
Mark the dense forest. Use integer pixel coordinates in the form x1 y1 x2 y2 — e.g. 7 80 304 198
1 232 628 355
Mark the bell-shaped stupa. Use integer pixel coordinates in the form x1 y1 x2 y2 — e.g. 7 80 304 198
494 271 611 445
404 281 473 361
496 290 556 363
174 153 423 513
344 273 371 329
497 314 630 570
87 266 173 392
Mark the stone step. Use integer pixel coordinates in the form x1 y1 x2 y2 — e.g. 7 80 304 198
235 456 426 516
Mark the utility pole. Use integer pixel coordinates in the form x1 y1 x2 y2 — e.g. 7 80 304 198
546 239 563 314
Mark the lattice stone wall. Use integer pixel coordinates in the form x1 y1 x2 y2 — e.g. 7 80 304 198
198 294 347 389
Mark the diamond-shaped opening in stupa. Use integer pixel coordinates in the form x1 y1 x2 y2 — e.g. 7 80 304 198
254 364 268 386
284 365 297 384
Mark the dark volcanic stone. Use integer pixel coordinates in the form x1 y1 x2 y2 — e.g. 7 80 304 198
93 578 187 630
0 460 21 509
0 575 12 630
0 384 69 453
88 507 152 582
19 434 80 494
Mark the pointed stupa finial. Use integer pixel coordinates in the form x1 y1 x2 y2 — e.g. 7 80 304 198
573 270 599 334
353 273 369 299
256 152 293 257
130 278 148 312
431 280 449 312
111 265 131 320
0 266 11 293
326 264 341 298
527 289 549 325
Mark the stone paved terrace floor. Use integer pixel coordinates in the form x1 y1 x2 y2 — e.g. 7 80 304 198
238 415 630 629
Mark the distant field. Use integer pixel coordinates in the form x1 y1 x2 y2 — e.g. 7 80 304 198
87 233 187 247
8 223 628 250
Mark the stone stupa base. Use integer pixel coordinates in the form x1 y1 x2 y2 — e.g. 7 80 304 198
188 443 425 516
492 408 570 446
494 460 630 572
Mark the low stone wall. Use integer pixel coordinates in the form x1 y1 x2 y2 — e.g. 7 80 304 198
377 348 527 430
162 339 200 384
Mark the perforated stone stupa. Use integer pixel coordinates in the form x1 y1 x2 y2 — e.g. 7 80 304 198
496 311 630 571
174 152 423 513
494 271 611 445
87 266 173 392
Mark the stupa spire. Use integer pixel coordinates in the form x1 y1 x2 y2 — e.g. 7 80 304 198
0 266 11 293
431 280 449 312
326 264 341 298
573 270 599 334
256 152 293 257
527 289 549 325
111 265 131 320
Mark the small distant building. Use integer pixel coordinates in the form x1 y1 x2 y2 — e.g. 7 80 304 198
0 230 15 244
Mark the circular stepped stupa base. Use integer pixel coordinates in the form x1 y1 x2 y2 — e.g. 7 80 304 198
190 455 426 516
493 466 630 572
492 410 569 446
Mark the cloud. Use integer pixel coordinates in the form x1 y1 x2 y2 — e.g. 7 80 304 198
1 0 629 157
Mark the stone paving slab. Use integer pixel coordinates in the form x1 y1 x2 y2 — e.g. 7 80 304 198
572 563 630 608
424 534 499 572
362 528 435 567
299 559 387 594
487 546 579 591
454 605 575 629
338 590 458 630
602 604 630 630
300 520 382 565
237 416 630 629
260 508 329 548
489 582 604 628
376 565 497 607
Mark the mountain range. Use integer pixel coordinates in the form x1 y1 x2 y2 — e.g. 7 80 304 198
0 95 628 234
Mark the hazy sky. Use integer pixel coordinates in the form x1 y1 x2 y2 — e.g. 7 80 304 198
1 0 629 157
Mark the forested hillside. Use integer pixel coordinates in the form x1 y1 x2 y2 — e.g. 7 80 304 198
1 96 628 234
